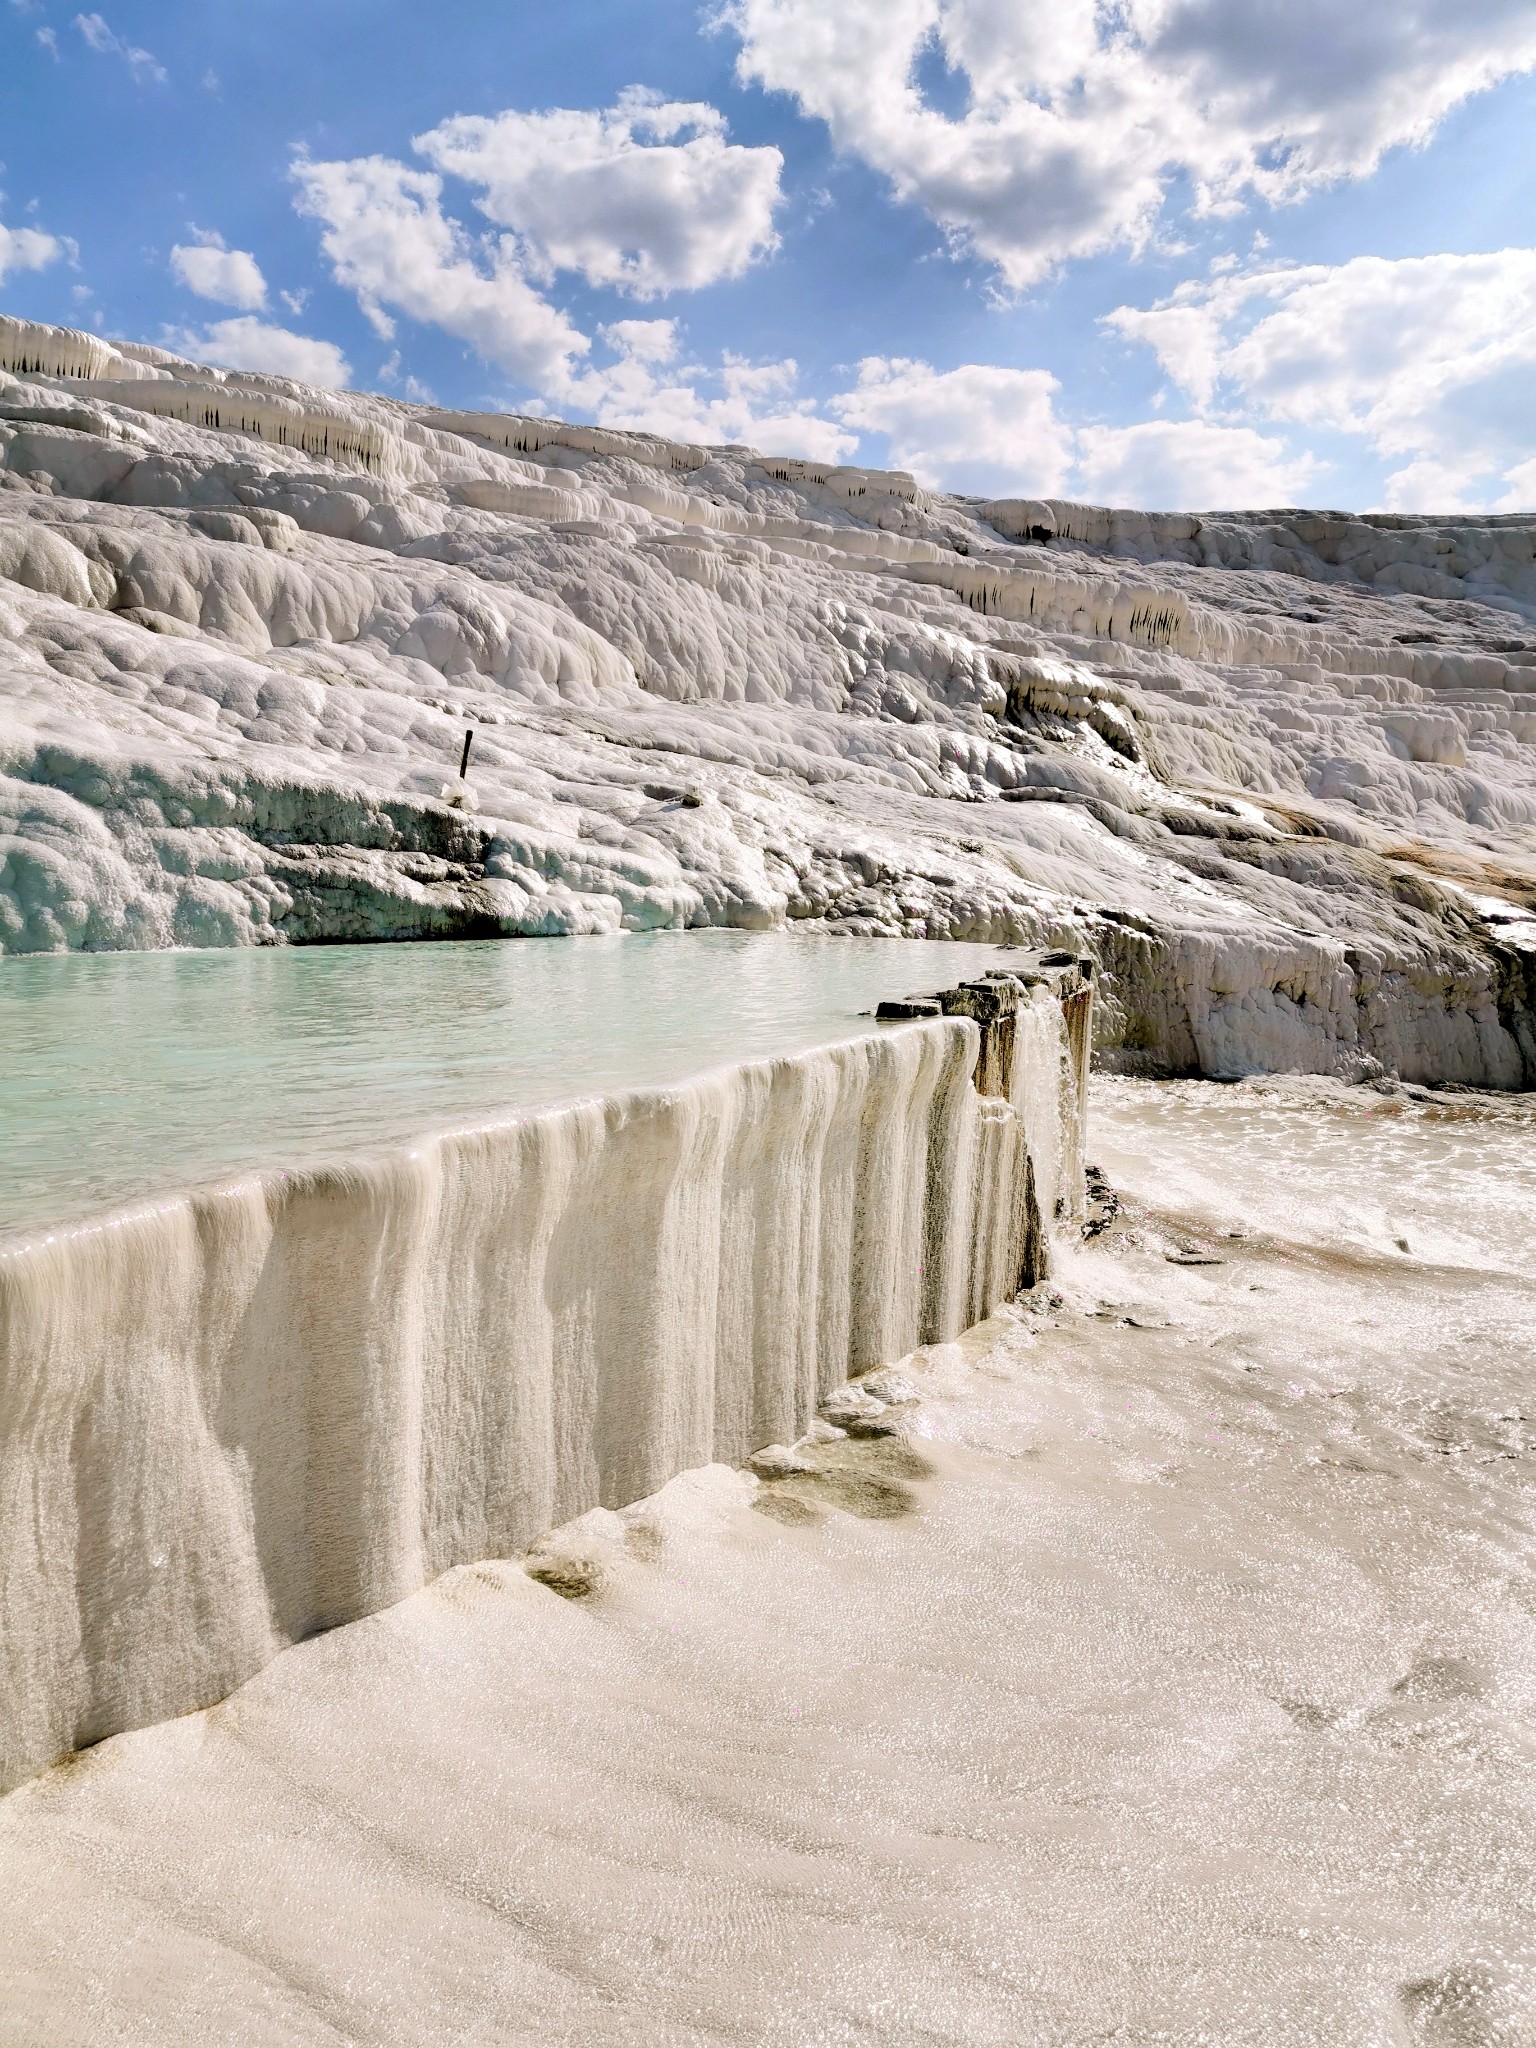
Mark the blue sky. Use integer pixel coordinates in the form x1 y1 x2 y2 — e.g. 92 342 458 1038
2 0 1534 511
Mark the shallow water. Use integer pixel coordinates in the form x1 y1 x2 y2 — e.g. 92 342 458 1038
0 932 1011 1233
2 1075 1533 2046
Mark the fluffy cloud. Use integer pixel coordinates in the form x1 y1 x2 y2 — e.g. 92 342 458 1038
291 149 841 455
73 11 164 82
568 321 854 460
294 90 783 387
292 154 587 389
598 318 680 366
720 0 1536 284
1107 248 1536 508
0 220 61 283
829 358 1075 493
417 90 783 299
824 356 1318 505
1495 457 1536 516
170 238 268 312
1376 459 1491 515
167 317 352 389
1073 420 1321 510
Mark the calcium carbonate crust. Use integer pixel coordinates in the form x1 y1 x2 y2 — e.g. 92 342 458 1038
2 313 1534 1086
0 973 1085 1793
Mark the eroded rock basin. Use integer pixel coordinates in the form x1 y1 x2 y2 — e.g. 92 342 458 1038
2 1074 1534 2046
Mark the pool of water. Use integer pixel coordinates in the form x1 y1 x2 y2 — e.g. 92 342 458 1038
0 933 1013 1235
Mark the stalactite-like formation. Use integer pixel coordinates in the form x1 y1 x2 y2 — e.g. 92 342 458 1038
0 963 1090 1793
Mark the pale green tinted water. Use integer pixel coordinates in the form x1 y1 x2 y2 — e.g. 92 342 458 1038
0 933 1012 1234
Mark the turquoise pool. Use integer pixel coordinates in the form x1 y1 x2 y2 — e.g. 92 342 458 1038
1 933 1014 1233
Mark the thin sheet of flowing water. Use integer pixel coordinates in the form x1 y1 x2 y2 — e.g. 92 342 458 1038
2 1075 1533 2046
0 933 1009 1235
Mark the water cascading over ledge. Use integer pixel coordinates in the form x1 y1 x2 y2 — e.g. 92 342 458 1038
0 956 1090 1794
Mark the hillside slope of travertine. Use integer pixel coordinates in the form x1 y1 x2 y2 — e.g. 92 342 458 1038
3 312 1534 1082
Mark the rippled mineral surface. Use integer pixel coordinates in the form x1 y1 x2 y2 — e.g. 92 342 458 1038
2 1074 1533 2047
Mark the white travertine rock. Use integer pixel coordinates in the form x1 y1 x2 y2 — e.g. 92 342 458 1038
7 1077 1535 2043
819 1384 890 1428
0 993 1081 1791
1 313 1534 1083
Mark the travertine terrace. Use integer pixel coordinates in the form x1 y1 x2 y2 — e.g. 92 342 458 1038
2 310 1535 1083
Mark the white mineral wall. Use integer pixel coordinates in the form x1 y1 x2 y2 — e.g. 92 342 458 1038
4 313 1534 1084
0 1001 1078 1793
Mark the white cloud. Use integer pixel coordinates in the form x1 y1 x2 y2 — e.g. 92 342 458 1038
598 318 681 365
568 321 854 460
1496 457 1536 515
167 317 352 389
73 11 165 82
720 0 1536 285
829 358 1075 493
293 88 782 390
292 153 587 390
817 355 1320 506
1376 458 1489 515
416 89 783 299
0 219 61 282
36 25 57 55
170 237 268 312
1107 248 1536 509
1073 420 1322 510
290 141 846 457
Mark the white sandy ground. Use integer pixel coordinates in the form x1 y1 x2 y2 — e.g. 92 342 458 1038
3 1075 1533 2048
3 314 1536 1081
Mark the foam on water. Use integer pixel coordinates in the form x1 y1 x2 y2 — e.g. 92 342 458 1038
2 1074 1530 2045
